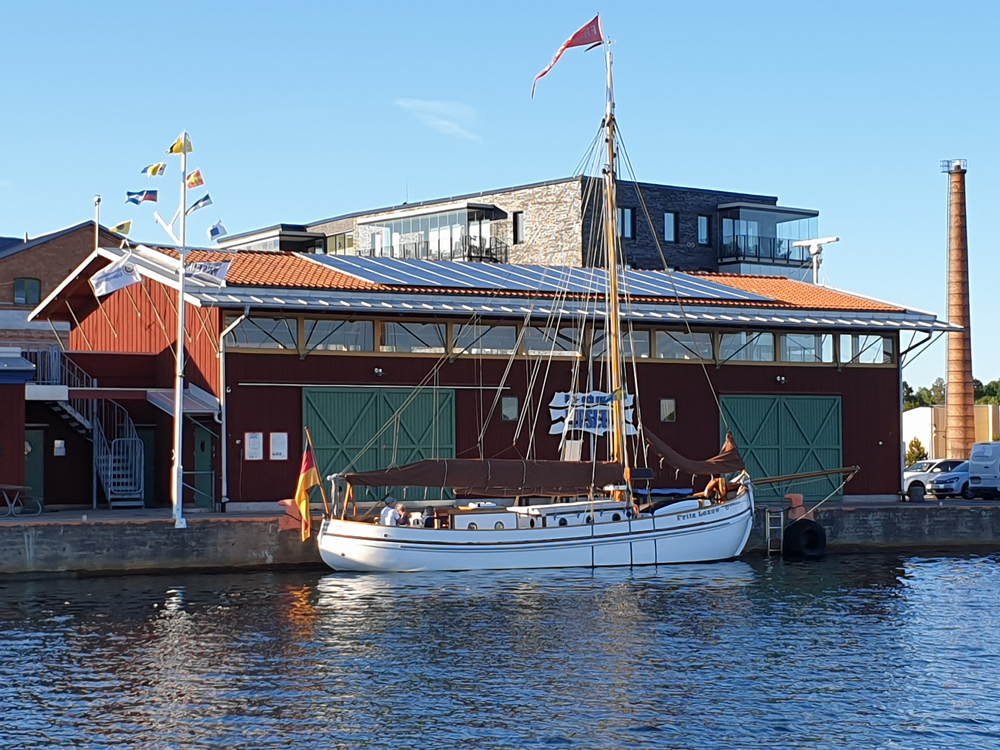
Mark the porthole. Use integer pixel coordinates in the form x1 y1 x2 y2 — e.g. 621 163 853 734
494 521 505 530
468 522 478 530
612 513 621 522
529 518 536 528
558 517 568 527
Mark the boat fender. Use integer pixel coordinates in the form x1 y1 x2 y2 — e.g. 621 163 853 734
782 519 827 560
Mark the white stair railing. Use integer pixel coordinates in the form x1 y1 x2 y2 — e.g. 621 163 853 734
93 399 145 507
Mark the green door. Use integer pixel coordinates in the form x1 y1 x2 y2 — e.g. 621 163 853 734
721 395 842 501
193 423 215 509
303 387 455 503
24 429 44 508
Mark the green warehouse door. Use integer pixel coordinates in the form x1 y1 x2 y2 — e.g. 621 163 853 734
721 395 842 501
303 388 455 503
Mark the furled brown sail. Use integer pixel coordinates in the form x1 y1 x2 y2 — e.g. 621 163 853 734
643 428 745 477
344 459 625 497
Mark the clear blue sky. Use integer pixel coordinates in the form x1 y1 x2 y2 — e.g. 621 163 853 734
2 1 997 388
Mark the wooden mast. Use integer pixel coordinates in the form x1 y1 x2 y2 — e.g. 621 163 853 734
600 39 629 473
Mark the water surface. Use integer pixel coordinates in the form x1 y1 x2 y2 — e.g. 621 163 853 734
2 554 999 749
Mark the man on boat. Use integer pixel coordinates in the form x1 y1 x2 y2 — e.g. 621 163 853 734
379 501 407 526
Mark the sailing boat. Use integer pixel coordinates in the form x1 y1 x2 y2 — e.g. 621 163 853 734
316 20 755 572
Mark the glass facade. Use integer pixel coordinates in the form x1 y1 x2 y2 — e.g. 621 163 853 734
356 207 506 262
720 207 819 264
224 316 297 350
525 326 581 357
839 334 895 365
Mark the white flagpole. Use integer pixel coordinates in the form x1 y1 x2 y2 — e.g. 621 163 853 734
170 132 189 529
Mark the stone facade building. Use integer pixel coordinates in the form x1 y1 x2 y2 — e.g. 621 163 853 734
221 177 820 279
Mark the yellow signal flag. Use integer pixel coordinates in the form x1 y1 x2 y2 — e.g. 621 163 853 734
166 133 193 155
185 169 205 189
110 220 132 235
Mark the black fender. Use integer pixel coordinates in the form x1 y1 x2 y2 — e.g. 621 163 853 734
783 518 827 560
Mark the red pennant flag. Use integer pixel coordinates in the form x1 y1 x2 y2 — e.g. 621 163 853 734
531 15 604 98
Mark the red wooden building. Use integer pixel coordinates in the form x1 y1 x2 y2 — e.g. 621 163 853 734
23 243 953 509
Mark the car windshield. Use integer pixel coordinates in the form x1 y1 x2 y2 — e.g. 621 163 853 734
952 461 969 472
932 461 962 472
906 461 933 472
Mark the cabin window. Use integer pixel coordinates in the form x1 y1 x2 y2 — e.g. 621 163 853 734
453 323 517 356
660 398 677 423
512 212 525 245
381 322 447 354
663 212 676 242
224 316 298 350
719 332 774 362
697 216 710 245
13 278 40 306
525 326 581 357
655 331 713 361
617 208 634 239
839 334 895 365
303 319 373 352
780 333 835 363
501 396 519 422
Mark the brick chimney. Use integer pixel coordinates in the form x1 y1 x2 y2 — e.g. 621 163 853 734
942 159 974 459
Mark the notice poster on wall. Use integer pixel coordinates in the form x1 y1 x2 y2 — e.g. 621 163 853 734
270 432 288 461
245 432 264 461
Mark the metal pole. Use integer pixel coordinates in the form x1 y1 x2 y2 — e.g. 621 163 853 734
170 132 189 529
94 195 101 253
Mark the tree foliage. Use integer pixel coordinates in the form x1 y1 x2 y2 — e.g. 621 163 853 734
903 376 1000 410
905 437 928 466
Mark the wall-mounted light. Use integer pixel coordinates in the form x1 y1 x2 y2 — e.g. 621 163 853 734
374 368 384 377
776 376 787 384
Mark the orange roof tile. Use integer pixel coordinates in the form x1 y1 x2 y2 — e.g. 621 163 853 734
691 273 901 312
156 248 384 291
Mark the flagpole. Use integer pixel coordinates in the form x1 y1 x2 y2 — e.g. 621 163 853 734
94 195 101 253
170 132 189 529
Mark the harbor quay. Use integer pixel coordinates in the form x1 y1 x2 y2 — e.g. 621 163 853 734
0 500 997 577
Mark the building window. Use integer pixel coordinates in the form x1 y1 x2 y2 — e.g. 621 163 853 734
381 322 447 354
655 331 713 361
839 334 895 365
327 233 354 255
524 326 581 357
13 278 41 306
512 212 525 245
663 212 676 243
617 208 634 239
453 323 517 356
718 332 774 362
780 333 834 363
224 316 298 350
660 398 676 423
501 396 519 422
697 216 710 245
592 329 650 359
303 319 373 352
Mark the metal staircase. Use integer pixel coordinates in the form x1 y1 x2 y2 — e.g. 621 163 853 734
18 344 144 509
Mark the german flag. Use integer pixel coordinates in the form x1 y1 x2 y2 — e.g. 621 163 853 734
294 444 320 541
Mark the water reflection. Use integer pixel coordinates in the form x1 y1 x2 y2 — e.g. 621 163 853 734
1 556 999 748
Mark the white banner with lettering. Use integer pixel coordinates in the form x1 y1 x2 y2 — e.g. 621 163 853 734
548 390 637 436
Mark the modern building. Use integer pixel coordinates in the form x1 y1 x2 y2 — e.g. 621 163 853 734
218 177 821 279
16 241 955 512
903 404 1000 460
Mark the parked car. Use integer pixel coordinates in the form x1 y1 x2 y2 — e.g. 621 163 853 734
926 460 974 499
903 459 966 501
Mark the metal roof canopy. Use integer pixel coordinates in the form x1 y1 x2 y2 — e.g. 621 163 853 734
147 384 219 416
192 286 959 332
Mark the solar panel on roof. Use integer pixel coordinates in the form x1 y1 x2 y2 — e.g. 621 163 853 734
309 255 773 303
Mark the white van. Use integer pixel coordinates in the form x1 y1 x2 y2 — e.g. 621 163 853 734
968 442 1000 499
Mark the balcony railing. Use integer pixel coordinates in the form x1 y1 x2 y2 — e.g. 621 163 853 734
360 236 509 264
719 235 811 265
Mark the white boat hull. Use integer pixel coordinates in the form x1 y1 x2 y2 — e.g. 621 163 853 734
317 489 754 572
